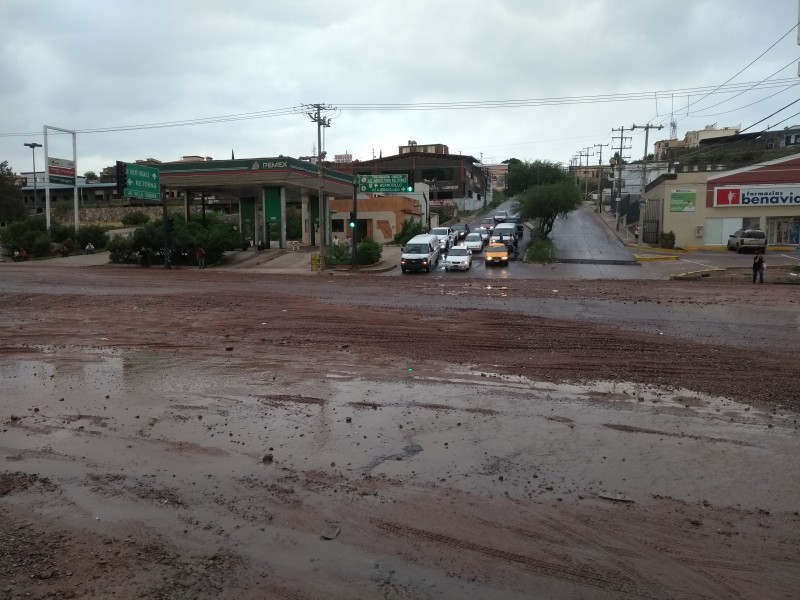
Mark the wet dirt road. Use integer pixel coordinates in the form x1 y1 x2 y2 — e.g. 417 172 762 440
1 265 799 599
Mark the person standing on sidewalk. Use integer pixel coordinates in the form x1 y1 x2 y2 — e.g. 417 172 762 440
752 251 765 284
196 246 206 270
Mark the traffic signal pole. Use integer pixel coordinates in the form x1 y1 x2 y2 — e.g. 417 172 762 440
161 185 170 269
351 178 358 268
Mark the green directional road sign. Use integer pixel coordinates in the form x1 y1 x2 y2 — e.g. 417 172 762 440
123 163 161 201
358 174 412 193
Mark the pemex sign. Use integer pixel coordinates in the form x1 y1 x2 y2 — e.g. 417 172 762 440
47 157 75 185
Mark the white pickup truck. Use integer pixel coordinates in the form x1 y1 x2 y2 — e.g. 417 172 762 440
429 227 456 252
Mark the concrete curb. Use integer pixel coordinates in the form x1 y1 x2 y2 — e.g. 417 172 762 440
670 268 726 280
634 254 680 262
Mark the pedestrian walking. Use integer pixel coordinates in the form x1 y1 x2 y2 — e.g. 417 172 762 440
333 235 340 248
752 251 764 284
196 246 206 269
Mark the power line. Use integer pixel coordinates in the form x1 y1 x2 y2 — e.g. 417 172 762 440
677 56 800 121
1 78 796 140
681 21 799 115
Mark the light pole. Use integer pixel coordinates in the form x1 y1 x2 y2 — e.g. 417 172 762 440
423 178 436 230
24 142 42 214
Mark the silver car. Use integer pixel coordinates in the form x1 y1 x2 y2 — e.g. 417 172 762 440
727 229 767 253
443 246 472 271
464 232 484 253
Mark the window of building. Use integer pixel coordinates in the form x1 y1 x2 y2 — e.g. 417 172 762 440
332 219 344 233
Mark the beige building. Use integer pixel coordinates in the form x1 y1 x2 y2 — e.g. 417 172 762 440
645 154 800 248
328 194 422 245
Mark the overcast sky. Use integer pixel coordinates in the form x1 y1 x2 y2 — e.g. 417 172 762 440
1 0 799 178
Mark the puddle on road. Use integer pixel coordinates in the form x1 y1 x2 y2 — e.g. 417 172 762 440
2 346 797 513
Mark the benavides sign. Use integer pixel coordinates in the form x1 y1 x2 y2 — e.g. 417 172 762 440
714 184 800 207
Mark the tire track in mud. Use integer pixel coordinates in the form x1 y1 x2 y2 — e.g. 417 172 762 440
373 519 655 597
258 394 326 407
604 423 757 447
348 400 497 415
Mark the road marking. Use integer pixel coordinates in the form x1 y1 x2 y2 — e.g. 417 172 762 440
677 258 720 270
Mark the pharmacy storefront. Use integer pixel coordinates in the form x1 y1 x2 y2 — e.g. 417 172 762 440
712 184 800 244
705 155 800 246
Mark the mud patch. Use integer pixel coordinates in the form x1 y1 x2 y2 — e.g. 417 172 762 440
0 471 56 496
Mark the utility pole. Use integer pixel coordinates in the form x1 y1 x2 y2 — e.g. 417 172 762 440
593 143 608 213
630 123 663 248
577 147 594 200
305 103 332 256
611 126 632 230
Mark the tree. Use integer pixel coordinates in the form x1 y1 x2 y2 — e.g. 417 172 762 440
518 180 583 239
505 159 569 197
83 171 98 182
0 161 26 222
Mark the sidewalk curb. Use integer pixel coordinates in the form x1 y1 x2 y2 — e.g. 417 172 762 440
634 254 680 262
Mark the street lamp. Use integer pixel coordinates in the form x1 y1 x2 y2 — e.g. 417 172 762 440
24 142 42 214
423 178 436 230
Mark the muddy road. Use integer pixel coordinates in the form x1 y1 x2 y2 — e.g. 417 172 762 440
1 265 799 599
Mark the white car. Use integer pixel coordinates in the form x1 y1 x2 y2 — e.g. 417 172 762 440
443 246 472 271
464 232 484 252
473 226 491 243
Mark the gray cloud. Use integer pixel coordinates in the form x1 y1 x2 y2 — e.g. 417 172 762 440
1 0 798 174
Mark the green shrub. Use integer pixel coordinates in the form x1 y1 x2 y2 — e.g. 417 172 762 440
0 216 47 254
76 225 109 250
524 237 554 262
659 231 676 249
327 244 352 265
393 218 425 246
107 235 138 264
121 211 150 226
31 233 52 258
356 237 382 265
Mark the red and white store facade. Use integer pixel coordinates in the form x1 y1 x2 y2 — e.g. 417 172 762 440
706 155 800 246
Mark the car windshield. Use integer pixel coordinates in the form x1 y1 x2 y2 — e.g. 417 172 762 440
465 234 481 241
404 244 427 254
746 230 766 239
449 247 468 256
431 228 448 236
452 225 466 231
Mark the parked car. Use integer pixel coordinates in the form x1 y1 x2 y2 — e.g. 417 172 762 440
451 223 470 241
443 246 472 271
727 229 767 253
429 227 455 252
485 241 509 266
464 232 484 252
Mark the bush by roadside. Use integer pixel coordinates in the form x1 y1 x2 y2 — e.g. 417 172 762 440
524 237 554 262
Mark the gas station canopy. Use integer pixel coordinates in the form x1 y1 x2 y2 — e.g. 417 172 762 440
156 156 355 200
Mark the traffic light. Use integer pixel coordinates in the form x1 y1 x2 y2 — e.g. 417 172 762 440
115 161 127 197
348 212 356 228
